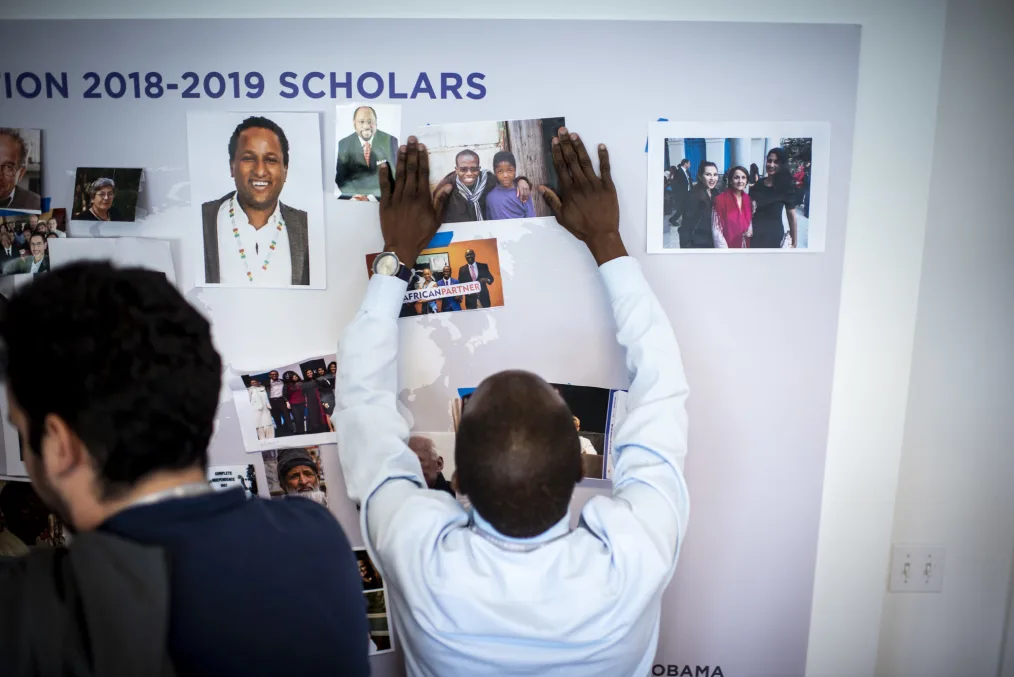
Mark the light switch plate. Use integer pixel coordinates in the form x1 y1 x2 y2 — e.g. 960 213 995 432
889 544 946 592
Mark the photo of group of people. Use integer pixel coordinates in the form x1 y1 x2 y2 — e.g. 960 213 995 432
452 382 625 481
333 103 401 201
0 127 43 213
206 464 258 498
365 237 504 318
234 354 337 451
415 116 565 223
646 123 828 253
71 167 143 223
260 446 328 508
354 547 394 654
188 111 326 288
0 479 66 557
0 208 67 276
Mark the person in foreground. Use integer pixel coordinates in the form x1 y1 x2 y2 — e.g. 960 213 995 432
0 263 369 677
335 129 690 676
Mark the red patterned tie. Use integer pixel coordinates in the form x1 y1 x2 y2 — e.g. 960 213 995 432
363 141 371 166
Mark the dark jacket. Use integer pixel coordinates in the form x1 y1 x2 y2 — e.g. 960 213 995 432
5 186 42 211
334 129 399 198
458 260 494 309
437 170 529 223
201 192 310 285
0 531 176 677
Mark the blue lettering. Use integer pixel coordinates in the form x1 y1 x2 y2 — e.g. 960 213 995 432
411 72 436 99
45 72 68 98
16 72 41 99
440 72 463 99
3 72 10 98
302 71 325 99
330 71 352 98
278 72 299 99
388 72 407 99
356 71 383 99
466 72 486 100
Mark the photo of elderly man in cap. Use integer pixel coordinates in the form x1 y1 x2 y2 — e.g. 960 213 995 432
274 447 327 507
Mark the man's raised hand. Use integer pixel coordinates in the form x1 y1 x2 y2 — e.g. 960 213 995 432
378 136 453 265
539 128 627 266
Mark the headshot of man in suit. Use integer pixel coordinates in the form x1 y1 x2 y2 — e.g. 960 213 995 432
201 116 310 286
0 129 41 212
334 105 399 201
457 249 495 309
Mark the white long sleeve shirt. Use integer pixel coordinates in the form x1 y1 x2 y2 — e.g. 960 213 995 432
335 256 690 677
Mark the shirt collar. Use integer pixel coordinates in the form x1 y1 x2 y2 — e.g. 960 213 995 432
358 134 372 148
230 191 282 228
470 506 572 548
3 187 14 206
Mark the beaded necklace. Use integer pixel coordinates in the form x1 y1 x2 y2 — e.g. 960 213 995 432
230 195 285 282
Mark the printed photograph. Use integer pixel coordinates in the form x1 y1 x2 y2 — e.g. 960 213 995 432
71 167 143 222
233 354 337 452
407 432 459 500
646 122 829 253
206 464 259 498
0 208 65 277
415 116 565 222
365 237 504 318
187 112 326 288
355 547 384 592
452 383 625 481
260 446 328 508
0 128 42 213
364 589 393 654
334 103 401 201
0 479 66 557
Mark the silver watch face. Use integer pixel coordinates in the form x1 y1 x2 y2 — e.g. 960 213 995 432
373 252 399 276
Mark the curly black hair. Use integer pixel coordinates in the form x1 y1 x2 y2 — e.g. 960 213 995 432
0 262 222 499
228 115 290 167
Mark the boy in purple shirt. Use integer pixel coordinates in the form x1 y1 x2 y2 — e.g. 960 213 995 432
484 151 536 220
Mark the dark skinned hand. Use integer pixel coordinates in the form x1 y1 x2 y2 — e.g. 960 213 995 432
539 128 627 266
378 136 453 265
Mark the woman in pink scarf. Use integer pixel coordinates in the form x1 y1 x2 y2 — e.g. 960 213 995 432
712 166 753 248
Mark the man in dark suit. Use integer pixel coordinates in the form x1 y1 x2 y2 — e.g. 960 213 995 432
334 106 399 201
0 129 42 212
0 224 20 270
457 249 495 309
201 116 310 286
670 158 692 216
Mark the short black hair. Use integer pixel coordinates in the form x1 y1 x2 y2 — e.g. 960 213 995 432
455 149 479 166
228 116 290 167
492 151 516 170
0 129 28 166
0 262 222 500
352 106 377 121
680 158 690 167
455 370 582 538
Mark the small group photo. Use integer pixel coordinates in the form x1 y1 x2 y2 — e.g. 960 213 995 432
187 111 326 288
453 383 622 481
646 121 829 253
233 354 337 451
415 116 565 223
71 167 143 223
366 237 504 318
0 479 66 557
0 208 66 276
334 103 401 201
206 464 258 498
260 446 328 508
0 127 43 213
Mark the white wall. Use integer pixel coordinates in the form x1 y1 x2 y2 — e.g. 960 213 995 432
875 0 1014 675
0 1 954 675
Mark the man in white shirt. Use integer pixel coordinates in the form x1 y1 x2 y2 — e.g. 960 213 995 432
266 369 290 434
335 130 690 676
200 116 310 287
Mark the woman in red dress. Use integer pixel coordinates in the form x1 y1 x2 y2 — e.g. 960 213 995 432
711 166 753 248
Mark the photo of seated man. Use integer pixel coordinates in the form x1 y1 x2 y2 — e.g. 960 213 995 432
261 447 328 508
0 128 42 213
354 548 384 591
408 434 455 498
365 237 504 318
71 168 144 222
334 103 400 201
417 116 565 223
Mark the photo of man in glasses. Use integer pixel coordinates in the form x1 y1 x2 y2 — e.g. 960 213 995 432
0 128 42 212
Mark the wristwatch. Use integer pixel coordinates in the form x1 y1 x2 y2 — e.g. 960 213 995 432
372 251 414 284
